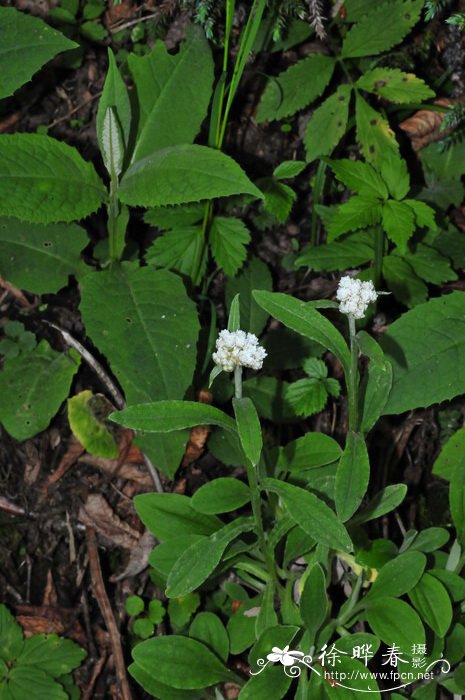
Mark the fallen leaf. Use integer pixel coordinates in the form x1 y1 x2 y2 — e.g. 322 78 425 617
78 494 140 550
399 98 451 151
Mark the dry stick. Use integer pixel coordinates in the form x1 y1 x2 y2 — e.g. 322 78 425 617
86 526 133 700
82 653 107 700
47 91 102 129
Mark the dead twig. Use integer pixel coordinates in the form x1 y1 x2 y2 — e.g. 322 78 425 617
82 653 107 700
48 91 102 129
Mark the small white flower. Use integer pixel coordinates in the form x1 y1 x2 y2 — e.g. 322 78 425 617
267 645 304 666
336 275 378 320
212 329 267 373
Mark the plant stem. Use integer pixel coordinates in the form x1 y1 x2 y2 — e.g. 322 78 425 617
107 178 119 261
348 314 359 432
234 365 243 399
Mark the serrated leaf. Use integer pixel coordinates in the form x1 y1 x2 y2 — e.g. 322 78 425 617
404 244 457 285
335 432 370 521
6 666 68 700
381 292 465 413
0 7 77 100
356 94 398 166
328 196 382 241
304 85 352 162
210 217 250 276
357 67 435 103
128 27 214 163
0 134 106 223
0 604 23 662
146 226 205 281
80 265 200 478
0 218 88 294
0 341 79 441
382 200 416 253
285 378 328 417
144 203 205 230
296 230 375 271
327 158 388 198
119 145 262 208
225 257 272 335
260 179 296 223
68 390 119 458
257 54 335 121
383 255 428 308
379 151 410 200
17 634 86 676
403 199 436 230
97 49 131 158
341 0 423 58
273 160 307 179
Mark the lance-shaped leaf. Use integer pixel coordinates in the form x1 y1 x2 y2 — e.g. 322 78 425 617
97 49 131 161
304 85 352 163
233 397 262 466
335 432 370 522
111 400 236 435
101 106 124 178
357 331 393 433
296 230 375 272
356 94 398 167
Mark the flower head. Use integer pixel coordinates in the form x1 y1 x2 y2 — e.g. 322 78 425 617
336 276 378 319
212 329 267 373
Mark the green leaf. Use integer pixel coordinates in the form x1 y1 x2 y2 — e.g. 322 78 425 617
119 145 262 208
365 597 425 651
277 433 342 472
382 255 428 308
253 290 351 375
225 257 272 335
233 397 262 466
242 377 295 423
404 244 456 285
450 479 465 544
367 551 426 599
341 0 423 58
0 218 88 294
300 564 327 641
382 200 416 253
135 493 221 542
381 292 465 414
125 595 145 616
210 217 250 277
257 54 335 121
263 478 353 552
191 478 250 514
0 341 79 441
228 294 241 332
0 134 106 224
430 569 465 603
273 161 307 179
357 68 434 103
80 265 200 478
357 331 393 433
146 227 204 281
404 200 436 231
335 432 370 522
239 666 292 700
112 400 236 435
128 28 214 163
256 582 278 637
189 613 229 663
0 7 77 100
17 634 85 676
328 196 382 241
132 636 234 689
296 230 375 272
6 666 68 700
149 535 204 580
327 158 388 199
407 527 449 553
355 94 398 166
166 517 254 597
0 604 24 662
432 426 465 481
351 484 407 524
144 203 204 230
304 85 352 163
260 179 296 223
68 390 118 458
409 573 453 638
286 378 329 417
129 662 203 700
379 150 410 200
97 49 131 162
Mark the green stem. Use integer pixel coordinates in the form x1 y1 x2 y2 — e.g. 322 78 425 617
348 314 359 432
107 178 119 261
234 365 243 399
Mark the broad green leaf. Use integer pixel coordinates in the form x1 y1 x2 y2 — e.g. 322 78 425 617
0 341 79 441
248 625 299 669
146 226 204 281
382 200 416 253
166 517 254 597
68 391 118 458
0 134 106 224
285 378 329 417
0 218 88 294
277 433 342 472
409 573 453 638
407 527 450 553
324 657 380 699
383 255 428 308
239 666 292 700
257 54 335 121
225 257 272 335
405 244 456 285
300 564 327 641
132 636 234 689
6 667 67 700
17 634 85 676
112 400 236 434
119 145 262 208
273 161 307 179
233 397 262 466
128 28 214 163
379 151 410 201
432 426 465 481
191 478 250 514
0 7 77 100
304 85 352 163
149 535 204 580
263 478 353 552
430 570 465 603
357 68 434 103
341 0 423 58
80 265 200 478
0 604 23 662
255 582 278 637
405 199 436 232
144 203 204 230
351 484 407 524
381 292 465 414
189 613 229 663
296 230 375 272
253 290 351 375
365 597 425 650
367 552 426 599
242 376 295 423
328 196 382 241
260 178 296 223
135 493 221 542
129 662 203 700
355 94 398 166
445 623 465 664
97 49 131 162
335 432 370 521
210 216 250 277
327 159 388 199
357 331 393 433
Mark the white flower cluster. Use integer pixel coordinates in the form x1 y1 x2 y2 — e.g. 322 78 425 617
213 330 267 373
336 276 378 319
